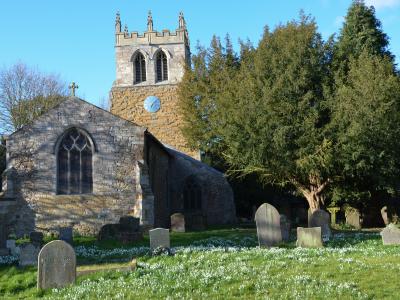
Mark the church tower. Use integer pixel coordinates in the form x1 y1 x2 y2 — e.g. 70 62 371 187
110 11 198 158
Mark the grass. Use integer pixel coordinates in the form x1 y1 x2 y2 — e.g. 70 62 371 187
1 228 399 299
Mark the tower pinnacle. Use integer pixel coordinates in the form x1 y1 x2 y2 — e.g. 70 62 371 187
115 11 121 33
178 11 186 29
147 10 153 31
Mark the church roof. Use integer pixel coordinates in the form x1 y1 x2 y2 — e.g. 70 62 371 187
7 96 146 138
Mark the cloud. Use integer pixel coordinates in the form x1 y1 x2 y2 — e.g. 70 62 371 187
365 0 400 9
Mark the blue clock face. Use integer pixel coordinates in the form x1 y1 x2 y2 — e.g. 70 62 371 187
144 96 161 113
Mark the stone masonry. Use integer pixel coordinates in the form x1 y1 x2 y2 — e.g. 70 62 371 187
110 12 199 159
3 97 150 236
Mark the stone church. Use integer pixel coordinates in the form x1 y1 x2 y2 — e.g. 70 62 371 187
0 12 236 237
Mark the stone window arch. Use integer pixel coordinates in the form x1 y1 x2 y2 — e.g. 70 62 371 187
57 128 93 195
156 50 168 82
183 176 202 211
134 52 146 83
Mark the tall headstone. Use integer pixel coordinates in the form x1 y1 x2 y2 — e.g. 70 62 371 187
37 240 76 290
19 243 40 266
296 227 323 248
280 214 291 242
309 209 331 240
59 227 73 245
30 231 44 247
171 213 185 232
380 224 400 245
149 228 170 250
254 203 282 247
345 208 361 229
381 206 389 226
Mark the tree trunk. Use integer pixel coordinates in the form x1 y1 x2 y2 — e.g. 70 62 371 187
293 178 329 214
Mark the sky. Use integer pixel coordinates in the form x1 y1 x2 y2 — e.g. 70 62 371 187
0 0 399 106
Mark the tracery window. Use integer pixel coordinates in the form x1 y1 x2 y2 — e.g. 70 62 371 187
183 177 202 211
57 128 93 194
156 51 168 82
134 52 146 83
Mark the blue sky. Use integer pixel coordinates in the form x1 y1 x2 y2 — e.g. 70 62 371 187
0 0 399 106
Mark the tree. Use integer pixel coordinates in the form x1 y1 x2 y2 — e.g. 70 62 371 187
333 0 394 83
0 63 67 133
330 51 400 206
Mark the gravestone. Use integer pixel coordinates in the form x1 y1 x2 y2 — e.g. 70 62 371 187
19 243 40 267
296 227 323 248
380 224 400 245
30 231 44 247
0 222 8 256
254 203 282 247
149 228 170 250
345 208 361 229
171 213 185 232
381 206 389 225
59 227 73 245
327 207 340 226
119 216 140 232
280 215 291 242
98 216 142 243
309 209 331 240
6 240 19 256
37 240 76 290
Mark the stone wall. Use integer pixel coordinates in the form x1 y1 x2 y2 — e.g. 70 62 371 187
110 85 199 159
4 97 146 236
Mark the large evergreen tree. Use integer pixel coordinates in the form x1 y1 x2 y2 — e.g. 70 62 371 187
333 0 393 83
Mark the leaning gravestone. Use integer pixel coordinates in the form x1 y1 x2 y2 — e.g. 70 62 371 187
19 243 40 266
380 224 400 245
296 227 323 248
59 227 73 245
255 203 282 247
149 228 170 250
309 209 331 240
171 213 185 232
280 215 291 242
37 240 76 290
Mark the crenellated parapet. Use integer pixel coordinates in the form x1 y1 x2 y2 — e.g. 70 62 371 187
115 11 189 47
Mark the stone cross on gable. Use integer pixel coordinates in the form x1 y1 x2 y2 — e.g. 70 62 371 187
68 82 79 97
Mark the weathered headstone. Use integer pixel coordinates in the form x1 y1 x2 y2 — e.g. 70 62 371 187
254 203 282 247
280 214 291 242
327 207 340 226
59 227 73 245
19 243 40 267
309 209 331 240
296 227 323 248
171 213 185 232
149 228 170 250
345 208 361 229
380 224 400 245
37 240 76 290
30 231 44 247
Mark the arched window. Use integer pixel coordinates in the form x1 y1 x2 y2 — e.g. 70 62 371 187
183 177 202 211
134 52 146 83
57 128 93 195
156 51 168 82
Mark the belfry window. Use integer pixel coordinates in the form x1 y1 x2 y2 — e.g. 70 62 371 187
183 177 202 211
57 128 93 195
134 52 146 83
156 51 168 82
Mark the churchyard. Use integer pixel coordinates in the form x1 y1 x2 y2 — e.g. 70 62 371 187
1 224 400 299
